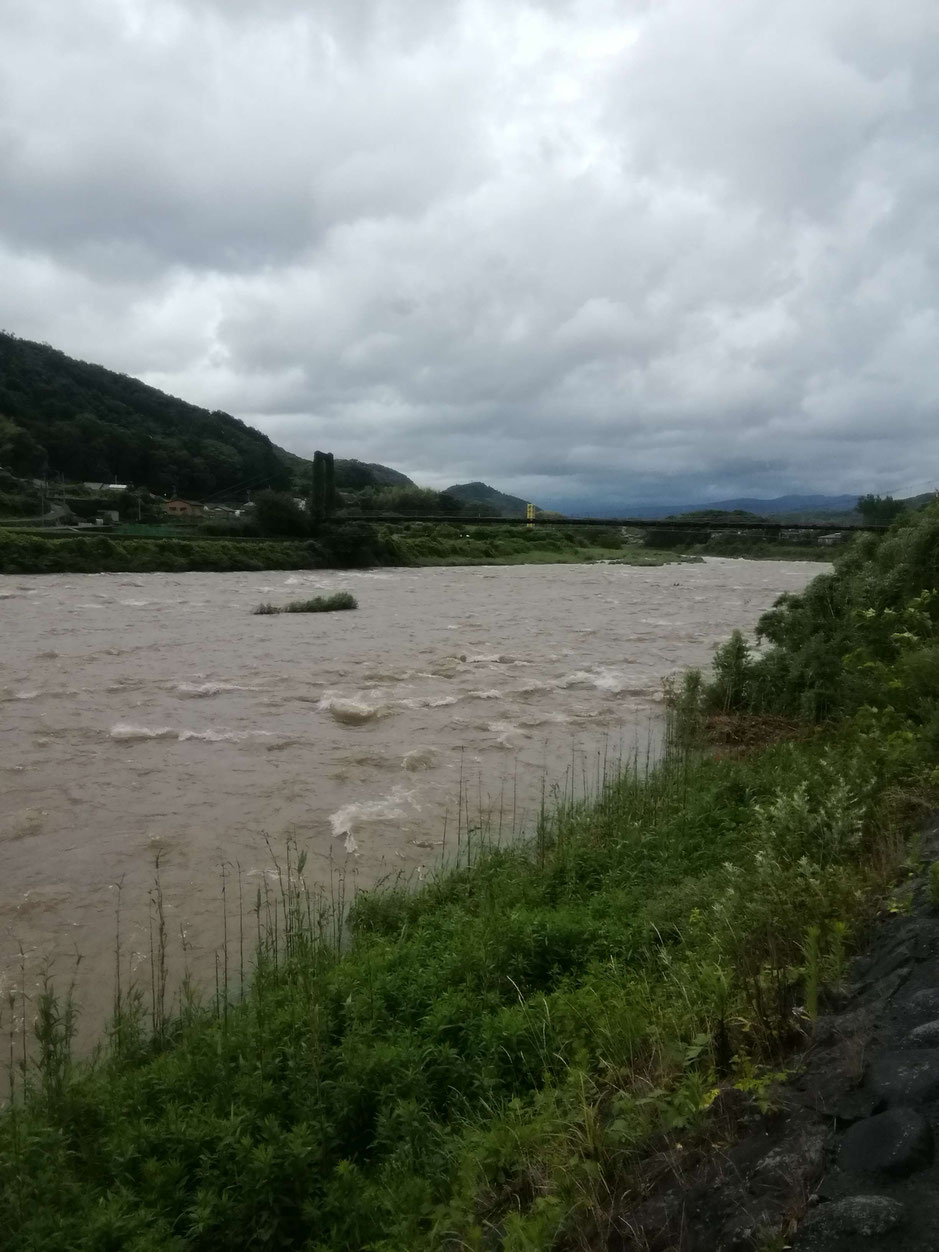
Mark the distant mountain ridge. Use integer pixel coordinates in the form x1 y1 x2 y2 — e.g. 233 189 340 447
547 494 863 520
670 494 861 517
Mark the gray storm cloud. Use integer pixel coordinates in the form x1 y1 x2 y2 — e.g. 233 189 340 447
1 0 937 507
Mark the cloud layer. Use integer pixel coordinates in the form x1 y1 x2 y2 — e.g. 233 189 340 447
2 0 937 506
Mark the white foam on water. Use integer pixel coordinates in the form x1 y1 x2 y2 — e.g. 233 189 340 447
556 667 630 694
119 600 151 607
174 681 259 697
264 736 307 752
468 689 502 700
487 720 530 748
514 680 548 694
398 694 459 710
517 711 570 727
110 723 177 741
555 671 592 690
110 722 273 743
402 747 436 771
321 697 388 725
428 657 463 677
329 784 416 841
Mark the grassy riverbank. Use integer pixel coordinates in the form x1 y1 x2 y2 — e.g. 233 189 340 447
0 519 831 575
0 523 400 575
406 546 688 567
388 523 685 567
683 540 834 562
2 505 937 1250
0 522 643 574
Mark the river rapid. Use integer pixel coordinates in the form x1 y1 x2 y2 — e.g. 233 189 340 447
0 558 822 1035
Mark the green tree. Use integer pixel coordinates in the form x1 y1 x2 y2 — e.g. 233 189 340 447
253 490 310 537
857 494 905 526
117 489 162 522
0 415 46 476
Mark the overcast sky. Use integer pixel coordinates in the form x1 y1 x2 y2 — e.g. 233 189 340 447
1 0 937 508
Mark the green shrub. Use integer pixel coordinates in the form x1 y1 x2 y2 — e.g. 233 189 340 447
287 592 357 612
679 501 939 724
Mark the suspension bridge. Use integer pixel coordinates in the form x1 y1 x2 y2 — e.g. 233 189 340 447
350 514 885 533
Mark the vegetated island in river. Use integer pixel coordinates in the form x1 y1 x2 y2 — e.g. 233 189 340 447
2 500 938 1250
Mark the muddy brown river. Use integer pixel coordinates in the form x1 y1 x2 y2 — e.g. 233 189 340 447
0 558 821 1039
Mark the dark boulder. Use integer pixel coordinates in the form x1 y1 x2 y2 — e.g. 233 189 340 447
907 1018 939 1047
794 1195 905 1248
839 1107 933 1178
870 1049 939 1108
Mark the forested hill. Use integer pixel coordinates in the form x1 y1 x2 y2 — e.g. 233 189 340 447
0 333 417 500
0 332 295 497
443 481 534 516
